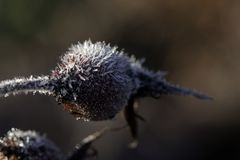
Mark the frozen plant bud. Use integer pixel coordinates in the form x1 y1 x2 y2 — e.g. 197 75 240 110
51 41 137 121
0 128 64 160
0 40 212 122
0 127 119 160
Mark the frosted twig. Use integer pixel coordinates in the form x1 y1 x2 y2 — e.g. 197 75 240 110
0 76 54 97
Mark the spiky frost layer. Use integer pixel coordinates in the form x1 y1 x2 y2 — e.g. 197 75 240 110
51 40 138 121
0 128 64 160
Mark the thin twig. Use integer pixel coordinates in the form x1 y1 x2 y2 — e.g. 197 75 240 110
0 76 54 97
68 126 126 160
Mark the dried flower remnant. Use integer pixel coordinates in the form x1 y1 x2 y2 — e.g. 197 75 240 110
0 40 212 123
0 127 120 160
0 128 64 160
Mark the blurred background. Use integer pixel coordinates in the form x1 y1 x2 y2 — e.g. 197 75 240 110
0 0 240 159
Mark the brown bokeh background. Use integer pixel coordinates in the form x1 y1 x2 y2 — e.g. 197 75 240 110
0 0 240 159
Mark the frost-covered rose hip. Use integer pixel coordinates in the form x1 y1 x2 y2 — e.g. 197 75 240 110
51 41 138 121
0 40 212 122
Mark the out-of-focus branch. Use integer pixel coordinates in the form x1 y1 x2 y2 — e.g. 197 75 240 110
0 127 125 160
